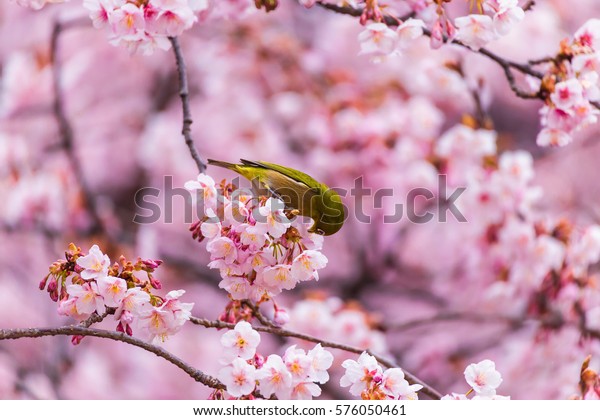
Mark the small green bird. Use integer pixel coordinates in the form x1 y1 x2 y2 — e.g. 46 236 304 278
208 159 345 236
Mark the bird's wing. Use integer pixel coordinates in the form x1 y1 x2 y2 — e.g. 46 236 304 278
239 159 323 192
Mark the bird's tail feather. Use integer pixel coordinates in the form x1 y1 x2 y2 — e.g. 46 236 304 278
207 159 237 170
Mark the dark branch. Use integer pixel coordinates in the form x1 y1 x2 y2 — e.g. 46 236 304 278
315 1 546 101
190 316 443 400
169 36 207 174
0 325 224 390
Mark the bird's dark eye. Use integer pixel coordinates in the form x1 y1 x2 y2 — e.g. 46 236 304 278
317 228 325 235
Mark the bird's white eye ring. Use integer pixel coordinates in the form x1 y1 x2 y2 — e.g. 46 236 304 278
317 228 325 235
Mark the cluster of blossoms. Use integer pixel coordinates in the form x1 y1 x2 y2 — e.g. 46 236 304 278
357 19 425 62
216 321 333 399
40 244 193 343
453 0 525 51
433 123 600 333
83 0 205 55
186 174 328 304
354 0 525 62
536 19 600 147
340 352 422 400
442 359 509 400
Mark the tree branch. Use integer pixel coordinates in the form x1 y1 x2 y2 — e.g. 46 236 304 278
169 36 207 174
383 311 526 332
190 316 443 399
0 325 225 390
314 1 549 102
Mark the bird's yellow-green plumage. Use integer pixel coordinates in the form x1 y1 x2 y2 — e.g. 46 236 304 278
208 159 345 236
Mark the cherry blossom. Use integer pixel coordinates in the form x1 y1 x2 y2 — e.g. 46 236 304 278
218 357 257 398
454 14 498 51
76 245 110 280
464 359 503 396
220 321 261 363
340 353 422 400
256 355 293 399
290 250 328 281
66 282 105 316
96 276 128 307
340 352 383 397
185 173 219 211
189 175 328 302
381 368 423 400
358 22 399 62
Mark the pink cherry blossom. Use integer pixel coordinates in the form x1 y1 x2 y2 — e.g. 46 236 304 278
256 354 293 399
114 288 151 319
220 321 261 363
66 282 105 316
492 0 525 36
396 19 425 48
218 357 257 398
283 345 313 380
109 3 145 36
574 19 600 50
340 352 383 397
290 250 328 281
289 382 322 399
206 237 238 264
57 297 87 321
83 0 116 29
138 301 186 343
76 245 111 280
464 359 503 396
381 368 422 400
184 173 218 211
151 1 197 37
261 264 296 291
454 14 498 50
160 290 194 333
551 79 584 110
96 276 127 307
358 23 399 61
255 197 291 239
536 128 572 147
307 344 333 384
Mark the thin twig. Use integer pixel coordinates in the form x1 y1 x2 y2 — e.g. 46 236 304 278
314 1 548 102
79 309 113 328
0 326 224 390
383 312 526 332
190 316 443 399
50 19 104 234
169 36 207 174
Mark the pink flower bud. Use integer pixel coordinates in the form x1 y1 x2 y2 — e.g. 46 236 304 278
71 335 84 345
254 353 265 368
142 259 163 270
273 308 290 326
120 310 135 325
430 20 444 49
149 277 162 290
